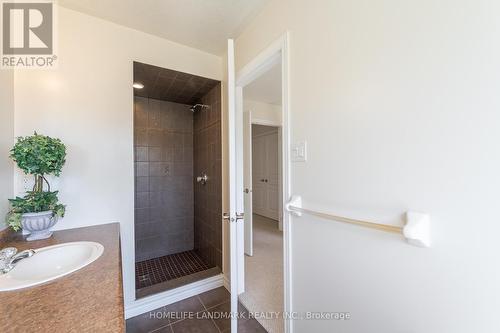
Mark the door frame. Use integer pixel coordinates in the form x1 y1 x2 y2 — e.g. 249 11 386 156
236 32 292 333
243 110 254 256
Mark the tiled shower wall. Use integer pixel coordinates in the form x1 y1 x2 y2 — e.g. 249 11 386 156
134 97 194 262
194 83 222 269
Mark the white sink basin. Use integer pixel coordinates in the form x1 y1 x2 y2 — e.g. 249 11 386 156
0 241 104 291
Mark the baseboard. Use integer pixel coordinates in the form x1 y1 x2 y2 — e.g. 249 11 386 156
125 274 224 319
254 212 279 222
223 274 230 291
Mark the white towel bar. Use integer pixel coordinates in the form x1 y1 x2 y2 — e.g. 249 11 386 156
285 195 430 247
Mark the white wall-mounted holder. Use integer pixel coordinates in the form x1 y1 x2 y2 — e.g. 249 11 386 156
285 195 302 216
403 211 431 247
286 195 431 248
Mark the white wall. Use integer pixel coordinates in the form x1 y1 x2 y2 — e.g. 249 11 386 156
235 0 500 332
0 70 14 230
13 6 222 308
244 99 281 125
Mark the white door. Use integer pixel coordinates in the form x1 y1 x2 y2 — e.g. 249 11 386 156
252 135 267 216
266 131 280 220
243 111 253 256
227 39 244 332
252 129 280 220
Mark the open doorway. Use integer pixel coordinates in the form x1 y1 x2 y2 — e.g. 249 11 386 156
133 61 223 299
239 60 284 333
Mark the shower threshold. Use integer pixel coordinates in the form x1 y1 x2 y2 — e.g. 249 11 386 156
135 250 221 299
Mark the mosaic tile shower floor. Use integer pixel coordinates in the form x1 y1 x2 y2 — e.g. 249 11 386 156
135 250 212 289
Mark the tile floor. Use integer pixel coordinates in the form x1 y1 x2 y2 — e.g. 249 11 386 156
126 287 267 333
135 250 212 289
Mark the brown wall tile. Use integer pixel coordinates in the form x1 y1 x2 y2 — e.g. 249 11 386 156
134 97 194 262
193 83 222 268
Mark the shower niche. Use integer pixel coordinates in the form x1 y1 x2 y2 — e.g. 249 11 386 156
133 61 222 298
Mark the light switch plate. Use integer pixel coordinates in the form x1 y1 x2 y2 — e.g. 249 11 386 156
291 141 307 162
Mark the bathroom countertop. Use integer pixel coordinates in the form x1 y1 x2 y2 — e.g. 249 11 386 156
0 223 124 333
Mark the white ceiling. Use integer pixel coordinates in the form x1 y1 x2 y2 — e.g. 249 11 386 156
58 0 270 55
243 61 282 105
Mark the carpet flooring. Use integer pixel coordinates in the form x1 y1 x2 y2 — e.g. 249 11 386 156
239 214 284 333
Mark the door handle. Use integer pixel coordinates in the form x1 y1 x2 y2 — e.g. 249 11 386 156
244 188 251 194
260 179 265 182
223 212 244 222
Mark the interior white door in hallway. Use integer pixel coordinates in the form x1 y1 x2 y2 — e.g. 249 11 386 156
252 127 280 221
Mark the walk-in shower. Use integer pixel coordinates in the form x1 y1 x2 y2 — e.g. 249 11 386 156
133 61 222 298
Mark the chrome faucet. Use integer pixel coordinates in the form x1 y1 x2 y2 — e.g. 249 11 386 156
196 173 208 185
0 247 36 274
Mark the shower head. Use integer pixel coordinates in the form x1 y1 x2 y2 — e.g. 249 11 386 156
189 104 209 112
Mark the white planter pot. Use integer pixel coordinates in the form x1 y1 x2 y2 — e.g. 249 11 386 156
21 211 58 241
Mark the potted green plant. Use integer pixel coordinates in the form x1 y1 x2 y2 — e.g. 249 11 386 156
5 132 67 241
